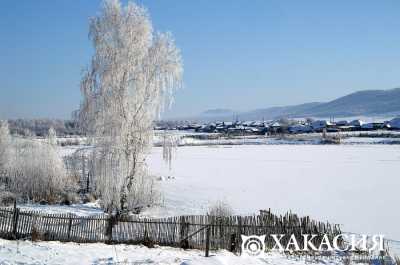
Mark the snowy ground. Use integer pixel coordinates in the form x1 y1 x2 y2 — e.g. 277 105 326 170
146 144 400 242
0 238 370 265
8 142 400 263
48 143 400 241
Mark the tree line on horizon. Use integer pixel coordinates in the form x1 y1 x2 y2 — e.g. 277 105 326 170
6 119 80 137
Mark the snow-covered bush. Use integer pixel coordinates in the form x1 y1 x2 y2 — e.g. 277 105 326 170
2 128 76 203
64 149 86 183
8 140 71 203
91 148 160 212
61 191 80 205
0 191 16 206
82 193 96 203
79 0 182 212
208 200 234 217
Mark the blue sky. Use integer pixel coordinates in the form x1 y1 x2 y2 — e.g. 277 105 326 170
1 0 400 119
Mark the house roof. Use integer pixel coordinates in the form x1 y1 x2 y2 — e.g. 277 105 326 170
389 117 400 128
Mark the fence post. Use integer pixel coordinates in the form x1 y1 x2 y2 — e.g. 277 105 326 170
218 217 224 249
205 225 210 257
67 214 73 240
86 172 90 193
12 201 19 239
106 214 115 244
179 216 189 249
237 216 242 254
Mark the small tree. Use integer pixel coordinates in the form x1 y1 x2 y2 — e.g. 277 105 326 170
0 120 11 172
162 131 179 170
47 127 57 146
79 0 182 212
23 128 34 138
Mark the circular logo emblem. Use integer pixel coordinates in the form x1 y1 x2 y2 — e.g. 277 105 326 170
241 235 266 256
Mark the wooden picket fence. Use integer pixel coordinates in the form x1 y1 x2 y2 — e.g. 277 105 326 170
0 206 342 253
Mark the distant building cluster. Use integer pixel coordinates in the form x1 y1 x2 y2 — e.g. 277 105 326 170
155 117 400 135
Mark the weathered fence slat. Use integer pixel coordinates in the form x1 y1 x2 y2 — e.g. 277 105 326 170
0 207 342 255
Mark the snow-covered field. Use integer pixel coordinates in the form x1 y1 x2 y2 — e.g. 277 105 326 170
52 143 400 241
147 144 400 242
0 238 369 265
15 142 400 263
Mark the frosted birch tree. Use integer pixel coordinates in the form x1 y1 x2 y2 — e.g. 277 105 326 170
79 0 182 212
47 127 57 146
0 121 11 173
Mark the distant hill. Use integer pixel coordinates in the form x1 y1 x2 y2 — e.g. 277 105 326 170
193 88 400 121
243 102 323 120
303 88 400 117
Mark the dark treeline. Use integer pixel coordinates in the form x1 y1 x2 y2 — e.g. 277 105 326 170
7 119 81 137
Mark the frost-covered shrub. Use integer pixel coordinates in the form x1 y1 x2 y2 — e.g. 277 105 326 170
208 200 234 217
0 191 16 206
64 149 90 191
82 193 96 204
61 192 80 205
90 149 160 212
2 127 77 203
124 169 160 212
8 139 73 203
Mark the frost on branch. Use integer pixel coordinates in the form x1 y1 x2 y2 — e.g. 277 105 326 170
79 0 182 213
162 131 179 170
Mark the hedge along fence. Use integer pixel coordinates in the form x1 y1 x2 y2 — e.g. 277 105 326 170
0 206 342 253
